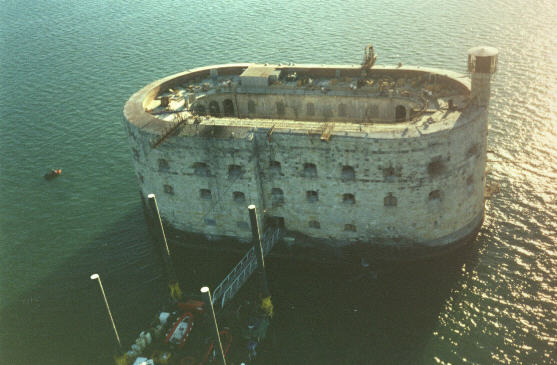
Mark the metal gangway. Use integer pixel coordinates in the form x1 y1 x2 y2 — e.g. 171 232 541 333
211 227 282 310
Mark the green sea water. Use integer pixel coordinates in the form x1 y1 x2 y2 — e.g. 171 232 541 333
1 0 556 363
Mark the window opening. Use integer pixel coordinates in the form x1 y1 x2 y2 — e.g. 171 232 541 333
344 224 356 232
384 193 397 207
247 100 256 114
309 220 321 229
164 184 174 195
200 189 212 200
223 99 235 116
209 101 220 116
233 191 245 203
343 193 355 204
228 165 243 179
276 101 285 116
193 162 209 177
342 166 355 181
395 105 406 121
306 190 319 203
303 163 317 178
306 102 315 116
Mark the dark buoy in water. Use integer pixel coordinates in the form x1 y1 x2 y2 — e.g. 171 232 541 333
44 169 62 181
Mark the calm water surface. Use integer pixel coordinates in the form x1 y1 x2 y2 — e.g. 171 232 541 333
1 0 555 364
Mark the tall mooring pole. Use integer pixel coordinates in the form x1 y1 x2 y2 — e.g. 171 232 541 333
200 286 227 365
147 193 182 301
90 273 122 351
248 205 273 317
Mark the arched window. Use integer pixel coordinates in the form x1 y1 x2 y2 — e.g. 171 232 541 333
338 103 347 117
209 101 220 116
276 101 285 116
395 105 406 121
429 190 441 202
247 100 256 114
192 103 206 116
303 163 317 178
223 99 235 116
309 220 321 229
342 166 355 181
233 191 245 203
427 158 445 177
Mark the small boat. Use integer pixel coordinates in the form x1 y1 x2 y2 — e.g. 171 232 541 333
165 311 194 348
44 169 62 180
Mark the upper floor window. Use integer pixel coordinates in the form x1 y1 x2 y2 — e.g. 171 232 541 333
247 100 256 114
341 166 355 181
276 101 285 116
200 189 212 200
233 191 245 203
193 162 209 177
303 163 317 178
306 102 315 116
306 190 319 203
429 190 441 202
338 103 347 117
343 193 355 205
228 164 243 179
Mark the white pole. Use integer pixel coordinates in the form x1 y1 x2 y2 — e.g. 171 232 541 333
90 273 122 350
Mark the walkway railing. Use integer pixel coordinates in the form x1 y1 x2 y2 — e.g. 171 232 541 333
211 227 281 310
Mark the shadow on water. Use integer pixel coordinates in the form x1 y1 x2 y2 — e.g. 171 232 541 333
259 238 487 365
0 199 488 365
0 205 169 364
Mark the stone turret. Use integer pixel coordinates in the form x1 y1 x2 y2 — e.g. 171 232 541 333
468 46 498 106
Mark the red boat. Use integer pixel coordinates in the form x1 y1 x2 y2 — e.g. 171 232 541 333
165 312 194 348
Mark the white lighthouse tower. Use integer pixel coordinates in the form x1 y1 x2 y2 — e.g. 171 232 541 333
468 46 498 106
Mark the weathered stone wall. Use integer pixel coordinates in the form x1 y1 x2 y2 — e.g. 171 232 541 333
124 108 487 248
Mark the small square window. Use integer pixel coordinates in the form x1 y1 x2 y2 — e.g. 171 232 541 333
343 193 355 204
164 184 174 194
193 162 210 177
306 190 319 203
344 224 356 232
309 220 320 229
200 189 212 200
228 165 243 179
342 166 355 181
269 161 282 175
384 193 397 207
233 191 245 203
303 163 317 178
205 218 216 226
429 190 441 202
